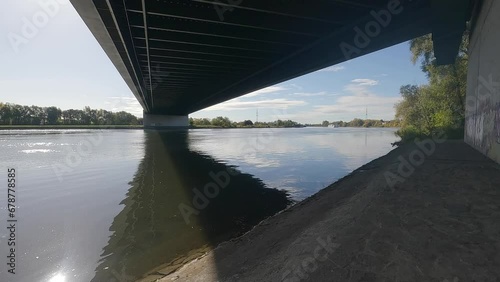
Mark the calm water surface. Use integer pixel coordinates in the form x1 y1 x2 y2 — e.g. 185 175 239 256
0 127 398 281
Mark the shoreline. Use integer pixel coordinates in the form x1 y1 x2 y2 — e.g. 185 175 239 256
137 143 401 281
0 125 398 130
138 140 500 282
0 125 144 130
134 141 399 282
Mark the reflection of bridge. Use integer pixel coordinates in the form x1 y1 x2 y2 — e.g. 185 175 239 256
91 131 290 281
71 0 500 164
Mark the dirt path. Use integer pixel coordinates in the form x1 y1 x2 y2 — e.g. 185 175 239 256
155 140 500 282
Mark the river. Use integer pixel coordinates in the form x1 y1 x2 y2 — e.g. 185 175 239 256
0 127 398 282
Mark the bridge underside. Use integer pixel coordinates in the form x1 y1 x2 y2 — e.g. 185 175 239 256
71 0 475 115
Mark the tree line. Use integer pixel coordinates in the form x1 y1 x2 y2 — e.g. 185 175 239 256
189 116 303 128
190 116 400 128
394 28 469 142
314 119 400 128
0 103 142 125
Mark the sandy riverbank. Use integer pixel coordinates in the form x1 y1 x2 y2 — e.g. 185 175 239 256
142 140 500 282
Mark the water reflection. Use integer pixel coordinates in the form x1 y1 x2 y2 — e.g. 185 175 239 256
91 130 291 281
187 128 398 200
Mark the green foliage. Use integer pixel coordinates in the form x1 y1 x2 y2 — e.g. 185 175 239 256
350 118 364 127
308 119 399 128
211 116 232 127
242 120 253 126
46 106 61 125
395 29 469 143
189 116 303 128
273 119 301 127
395 126 428 143
0 102 140 125
322 120 329 127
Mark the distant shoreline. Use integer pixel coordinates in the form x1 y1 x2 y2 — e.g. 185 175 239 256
0 125 144 130
0 125 399 130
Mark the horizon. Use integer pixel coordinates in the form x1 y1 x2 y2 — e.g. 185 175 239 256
0 101 401 125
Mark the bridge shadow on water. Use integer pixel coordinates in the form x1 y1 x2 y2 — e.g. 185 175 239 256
91 130 292 281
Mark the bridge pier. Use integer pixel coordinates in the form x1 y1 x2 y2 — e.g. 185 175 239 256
465 0 500 164
143 113 188 129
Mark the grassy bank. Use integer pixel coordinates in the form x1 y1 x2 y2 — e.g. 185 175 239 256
395 126 464 145
189 125 305 129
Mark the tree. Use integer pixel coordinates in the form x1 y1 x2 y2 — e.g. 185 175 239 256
0 103 142 126
0 103 12 125
322 120 329 127
46 106 61 125
211 116 232 127
83 106 92 124
113 111 138 125
349 118 364 127
242 120 253 126
395 28 469 142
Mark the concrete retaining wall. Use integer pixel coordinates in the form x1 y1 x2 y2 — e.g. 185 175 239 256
465 0 500 163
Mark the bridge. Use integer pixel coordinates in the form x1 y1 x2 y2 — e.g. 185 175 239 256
71 0 500 164
70 0 471 122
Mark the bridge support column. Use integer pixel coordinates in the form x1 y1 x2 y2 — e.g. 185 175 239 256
143 113 189 129
465 0 500 163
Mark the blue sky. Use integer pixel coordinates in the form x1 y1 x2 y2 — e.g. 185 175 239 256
0 0 428 123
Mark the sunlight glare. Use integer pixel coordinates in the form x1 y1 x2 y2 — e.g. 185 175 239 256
48 273 66 282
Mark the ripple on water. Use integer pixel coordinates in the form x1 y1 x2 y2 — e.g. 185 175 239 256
20 149 59 154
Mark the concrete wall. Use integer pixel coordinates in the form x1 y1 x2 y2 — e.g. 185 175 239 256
143 113 188 129
465 0 500 163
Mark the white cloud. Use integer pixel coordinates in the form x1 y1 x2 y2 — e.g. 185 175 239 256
291 91 341 97
342 79 380 97
203 98 306 111
292 91 327 97
287 77 399 122
287 93 399 123
319 65 346 72
104 96 143 116
311 78 398 119
351 78 378 86
313 95 400 115
242 86 287 98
